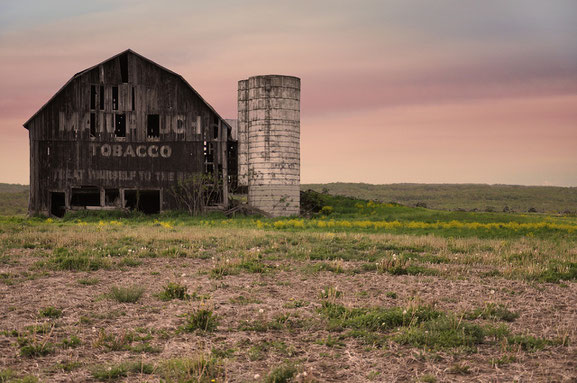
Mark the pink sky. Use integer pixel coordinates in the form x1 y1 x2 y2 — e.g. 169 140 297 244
1 0 576 186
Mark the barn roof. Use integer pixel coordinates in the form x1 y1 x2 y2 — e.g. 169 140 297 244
23 49 231 129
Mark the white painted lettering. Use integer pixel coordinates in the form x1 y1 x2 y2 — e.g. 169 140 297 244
148 145 159 157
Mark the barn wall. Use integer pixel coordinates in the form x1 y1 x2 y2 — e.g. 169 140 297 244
26 51 229 215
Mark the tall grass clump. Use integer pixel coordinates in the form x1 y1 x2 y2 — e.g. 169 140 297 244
183 308 219 332
109 285 145 303
158 282 190 301
158 354 224 382
264 363 298 383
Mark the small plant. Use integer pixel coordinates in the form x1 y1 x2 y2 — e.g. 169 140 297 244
319 286 342 300
183 308 218 332
93 330 133 351
109 285 145 303
264 363 298 383
18 336 54 357
158 355 224 382
466 303 519 322
158 282 190 301
60 335 82 348
448 363 470 375
91 361 153 381
376 254 409 275
39 306 62 318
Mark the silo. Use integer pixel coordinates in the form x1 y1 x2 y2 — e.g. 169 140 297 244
239 75 300 217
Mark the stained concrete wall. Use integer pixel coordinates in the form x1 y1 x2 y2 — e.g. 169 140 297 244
238 75 300 217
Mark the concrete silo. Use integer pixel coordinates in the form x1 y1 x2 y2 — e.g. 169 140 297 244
238 75 300 217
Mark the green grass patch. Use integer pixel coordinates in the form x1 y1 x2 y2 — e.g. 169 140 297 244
182 309 218 332
109 285 145 303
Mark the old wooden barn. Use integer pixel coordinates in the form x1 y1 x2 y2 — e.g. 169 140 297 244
23 49 237 216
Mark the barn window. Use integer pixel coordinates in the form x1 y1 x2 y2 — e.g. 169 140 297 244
71 187 101 207
115 114 126 137
105 189 120 206
147 114 159 138
112 86 118 110
90 113 96 137
120 53 129 83
131 87 135 111
99 86 104 110
90 85 96 109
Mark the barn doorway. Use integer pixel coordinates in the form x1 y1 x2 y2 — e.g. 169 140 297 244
50 192 66 218
124 190 160 214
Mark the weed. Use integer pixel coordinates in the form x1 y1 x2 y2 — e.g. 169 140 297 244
490 354 517 367
183 309 218 332
420 374 437 383
51 360 82 372
316 334 345 348
319 286 342 300
448 363 471 375
38 306 62 318
91 361 153 381
60 335 81 348
230 295 262 305
264 363 298 383
466 303 519 322
18 337 54 357
158 282 190 301
158 355 224 382
109 285 145 303
93 330 133 351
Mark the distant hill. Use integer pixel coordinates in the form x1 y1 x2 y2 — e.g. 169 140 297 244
301 183 577 214
0 183 28 215
1 183 576 216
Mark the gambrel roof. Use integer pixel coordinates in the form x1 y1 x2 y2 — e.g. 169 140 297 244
23 49 230 129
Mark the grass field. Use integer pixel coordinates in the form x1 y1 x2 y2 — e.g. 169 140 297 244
0 192 576 382
0 183 28 216
302 183 577 214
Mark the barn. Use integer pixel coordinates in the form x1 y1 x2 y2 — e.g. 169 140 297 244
24 49 301 217
23 49 237 217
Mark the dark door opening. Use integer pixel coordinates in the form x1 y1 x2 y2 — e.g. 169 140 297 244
124 190 160 214
50 192 66 218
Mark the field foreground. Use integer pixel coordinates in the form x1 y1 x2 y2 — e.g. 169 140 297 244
0 208 576 382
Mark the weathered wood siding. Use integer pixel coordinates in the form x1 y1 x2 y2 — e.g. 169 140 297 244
26 51 230 215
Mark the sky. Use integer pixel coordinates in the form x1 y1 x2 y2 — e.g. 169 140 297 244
1 0 576 186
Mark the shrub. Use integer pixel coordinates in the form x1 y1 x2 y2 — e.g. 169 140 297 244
109 285 145 303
